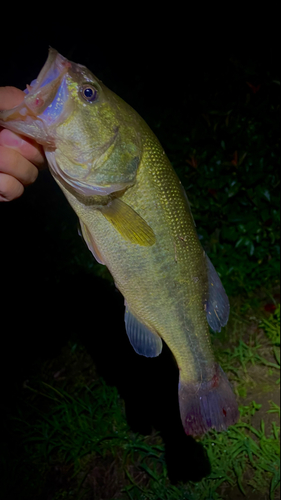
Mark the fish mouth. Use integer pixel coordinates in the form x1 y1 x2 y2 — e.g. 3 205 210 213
0 48 71 146
30 48 70 94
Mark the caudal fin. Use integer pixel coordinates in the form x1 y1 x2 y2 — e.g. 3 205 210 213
178 364 239 437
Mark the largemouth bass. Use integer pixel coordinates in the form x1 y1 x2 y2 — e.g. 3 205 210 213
0 49 239 436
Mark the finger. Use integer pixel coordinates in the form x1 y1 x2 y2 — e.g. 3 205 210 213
0 145 39 185
0 86 46 169
0 172 24 201
0 86 25 109
0 129 46 169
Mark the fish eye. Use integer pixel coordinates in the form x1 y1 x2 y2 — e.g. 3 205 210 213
80 84 98 103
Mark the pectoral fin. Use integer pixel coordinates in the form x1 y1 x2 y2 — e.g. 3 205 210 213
124 304 163 357
99 198 156 246
205 255 230 332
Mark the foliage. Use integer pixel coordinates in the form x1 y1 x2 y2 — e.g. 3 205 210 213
260 304 280 346
221 338 280 375
146 62 280 296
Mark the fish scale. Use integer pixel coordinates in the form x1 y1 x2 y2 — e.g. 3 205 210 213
138 132 214 380
0 48 239 436
65 129 213 382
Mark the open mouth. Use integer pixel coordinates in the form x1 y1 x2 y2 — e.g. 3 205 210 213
0 49 71 146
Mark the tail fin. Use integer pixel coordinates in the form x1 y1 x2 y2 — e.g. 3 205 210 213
178 364 239 437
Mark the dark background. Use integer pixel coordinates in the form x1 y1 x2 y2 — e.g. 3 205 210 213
1 13 279 396
1 14 279 367
0 14 279 494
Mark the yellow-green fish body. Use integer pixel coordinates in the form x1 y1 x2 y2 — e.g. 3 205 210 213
0 49 239 435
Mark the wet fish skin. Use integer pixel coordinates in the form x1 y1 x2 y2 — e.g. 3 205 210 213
0 49 239 436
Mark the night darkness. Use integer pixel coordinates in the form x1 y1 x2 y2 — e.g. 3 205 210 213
0 12 279 500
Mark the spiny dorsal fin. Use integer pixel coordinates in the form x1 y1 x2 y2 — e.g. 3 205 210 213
124 305 163 357
99 198 156 246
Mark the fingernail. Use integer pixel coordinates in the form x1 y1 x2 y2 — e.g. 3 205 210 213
0 129 24 148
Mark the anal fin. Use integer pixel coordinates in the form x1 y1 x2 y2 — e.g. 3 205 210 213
124 305 162 357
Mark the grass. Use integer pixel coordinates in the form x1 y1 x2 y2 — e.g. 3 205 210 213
260 304 280 346
222 339 280 375
197 419 280 500
2 300 280 500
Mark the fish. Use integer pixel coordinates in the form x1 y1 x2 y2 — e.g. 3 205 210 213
0 48 239 436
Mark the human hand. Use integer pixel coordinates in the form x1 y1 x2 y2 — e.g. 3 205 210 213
0 87 46 202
